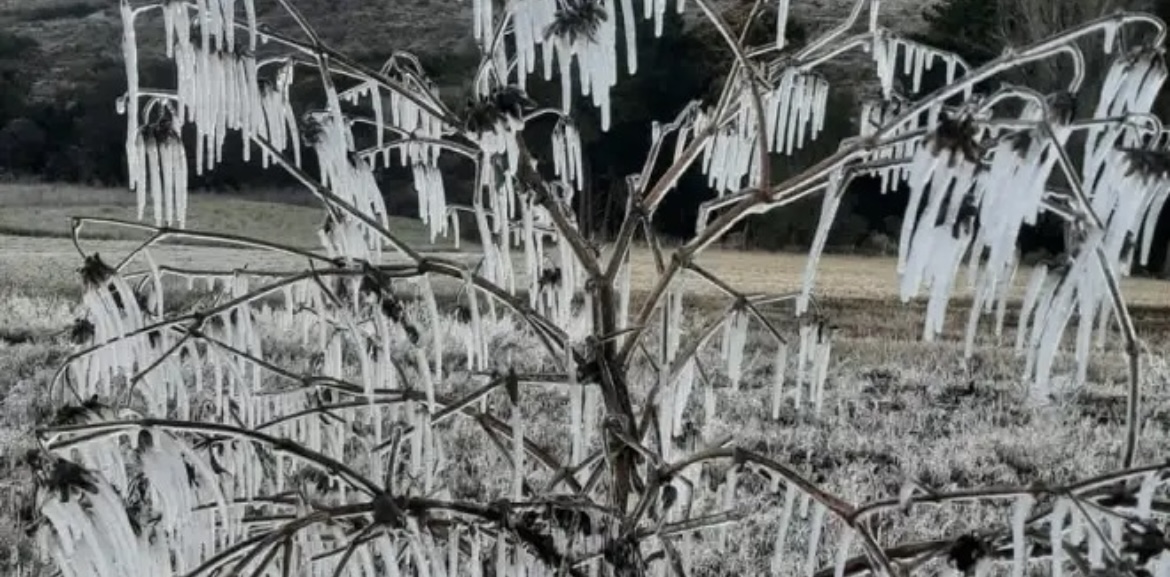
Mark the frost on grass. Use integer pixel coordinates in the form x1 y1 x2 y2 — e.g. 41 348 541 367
27 0 1170 576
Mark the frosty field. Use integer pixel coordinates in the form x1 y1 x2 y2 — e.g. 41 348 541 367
2 187 1170 574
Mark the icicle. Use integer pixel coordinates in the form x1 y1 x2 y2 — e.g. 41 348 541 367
833 528 855 577
1137 472 1159 519
1050 498 1069 577
811 324 832 415
510 379 524 501
795 320 812 409
723 310 749 390
620 0 638 74
798 170 845 314
1011 495 1035 577
770 343 788 420
805 504 826 577
776 0 790 49
770 486 799 573
543 0 620 131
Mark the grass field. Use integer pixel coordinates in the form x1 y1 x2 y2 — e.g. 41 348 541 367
0 183 454 249
2 184 1170 575
5 183 1169 306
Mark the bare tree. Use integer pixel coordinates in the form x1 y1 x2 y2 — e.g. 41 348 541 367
21 0 1170 576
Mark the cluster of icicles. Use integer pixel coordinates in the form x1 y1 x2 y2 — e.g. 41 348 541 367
122 0 302 228
477 0 692 131
346 76 451 243
872 31 967 100
459 111 587 326
51 249 842 575
650 280 833 473
125 0 462 258
799 45 1170 392
46 260 616 576
694 30 967 196
697 69 831 195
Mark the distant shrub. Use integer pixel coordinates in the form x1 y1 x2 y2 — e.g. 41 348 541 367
859 231 895 256
13 2 100 22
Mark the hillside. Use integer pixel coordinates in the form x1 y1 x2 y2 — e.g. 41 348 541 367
0 0 939 101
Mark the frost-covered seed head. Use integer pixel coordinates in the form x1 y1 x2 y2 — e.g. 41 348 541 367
1120 148 1170 182
545 0 609 44
927 113 984 166
79 254 116 289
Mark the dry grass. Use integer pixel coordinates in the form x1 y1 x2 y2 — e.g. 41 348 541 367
0 183 455 251
1 285 1168 575
641 248 1170 308
4 183 1170 311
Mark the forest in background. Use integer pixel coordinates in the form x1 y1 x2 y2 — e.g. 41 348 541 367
1 0 1169 272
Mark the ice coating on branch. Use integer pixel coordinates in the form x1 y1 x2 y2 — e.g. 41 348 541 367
872 32 967 99
698 102 758 195
720 309 750 390
37 470 159 577
546 0 620 130
308 113 390 260
699 68 831 196
1010 52 1168 389
766 70 830 156
84 0 1170 574
552 118 585 191
128 106 190 228
76 260 148 399
477 0 687 119
859 97 924 192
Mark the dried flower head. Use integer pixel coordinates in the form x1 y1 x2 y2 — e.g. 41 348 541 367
928 112 983 166
300 113 325 147
32 457 100 503
1120 148 1170 182
538 266 563 289
1121 520 1168 565
545 0 608 44
69 318 95 344
947 534 990 575
51 394 107 426
463 86 536 134
371 492 406 528
79 253 116 289
1046 91 1077 125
